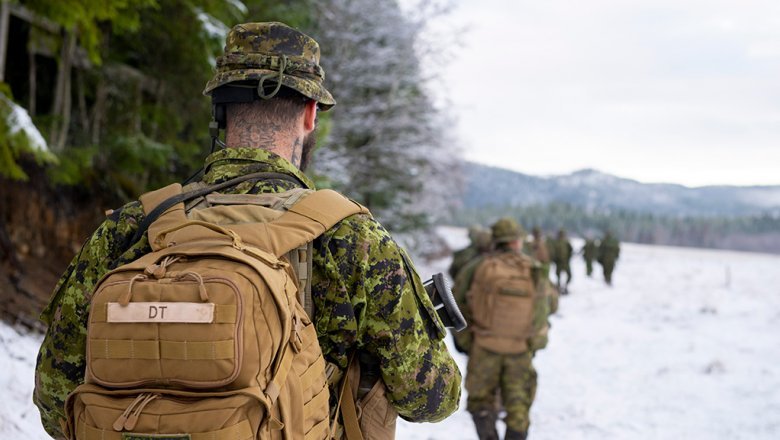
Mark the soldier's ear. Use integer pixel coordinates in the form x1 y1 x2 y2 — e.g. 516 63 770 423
303 100 317 132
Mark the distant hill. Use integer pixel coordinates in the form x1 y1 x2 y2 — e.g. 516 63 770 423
463 163 780 217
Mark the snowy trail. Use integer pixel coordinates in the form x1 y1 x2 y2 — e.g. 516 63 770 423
2 226 779 439
399 227 780 440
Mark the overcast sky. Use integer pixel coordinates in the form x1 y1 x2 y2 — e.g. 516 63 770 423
424 0 780 187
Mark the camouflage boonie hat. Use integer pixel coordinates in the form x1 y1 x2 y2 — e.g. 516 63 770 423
203 22 335 110
491 217 524 243
468 224 486 243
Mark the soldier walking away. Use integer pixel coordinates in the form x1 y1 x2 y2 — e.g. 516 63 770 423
551 228 573 295
33 22 460 440
456 218 550 440
581 237 597 277
451 227 492 354
597 231 621 285
525 227 558 315
449 224 490 280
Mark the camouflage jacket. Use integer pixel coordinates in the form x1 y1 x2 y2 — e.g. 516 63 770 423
598 237 620 262
447 244 477 279
34 148 461 438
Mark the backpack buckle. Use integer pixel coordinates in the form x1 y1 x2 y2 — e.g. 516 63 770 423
290 316 304 353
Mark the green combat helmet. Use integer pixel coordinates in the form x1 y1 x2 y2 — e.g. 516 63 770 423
491 217 524 243
203 22 335 110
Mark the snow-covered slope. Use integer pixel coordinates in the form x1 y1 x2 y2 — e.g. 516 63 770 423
2 227 779 439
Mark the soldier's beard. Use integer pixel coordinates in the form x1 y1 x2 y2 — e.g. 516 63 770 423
299 124 317 172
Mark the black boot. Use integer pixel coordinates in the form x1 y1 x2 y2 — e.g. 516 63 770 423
504 428 528 440
471 411 499 440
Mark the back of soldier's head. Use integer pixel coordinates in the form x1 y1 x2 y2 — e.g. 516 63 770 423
473 230 493 253
203 22 336 136
468 225 485 244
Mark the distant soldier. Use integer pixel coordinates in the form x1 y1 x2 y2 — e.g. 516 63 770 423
598 231 621 285
449 225 489 280
455 218 550 440
451 227 492 353
581 237 597 277
551 228 573 294
526 227 558 315
526 226 550 266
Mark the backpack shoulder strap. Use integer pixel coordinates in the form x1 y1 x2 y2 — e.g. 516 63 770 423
139 183 187 251
260 189 370 257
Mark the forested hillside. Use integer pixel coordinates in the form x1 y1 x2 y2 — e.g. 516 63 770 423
457 163 780 253
0 0 459 326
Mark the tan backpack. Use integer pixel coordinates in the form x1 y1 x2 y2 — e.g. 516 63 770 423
467 252 542 354
64 179 367 440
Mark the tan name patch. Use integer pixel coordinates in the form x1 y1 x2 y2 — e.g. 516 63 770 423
107 302 215 323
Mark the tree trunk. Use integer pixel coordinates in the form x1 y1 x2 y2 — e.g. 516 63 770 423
0 1 9 83
91 74 107 145
77 68 89 135
50 29 77 152
28 51 36 116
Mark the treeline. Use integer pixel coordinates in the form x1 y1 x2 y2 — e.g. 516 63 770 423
1 0 458 231
455 203 780 254
0 0 458 326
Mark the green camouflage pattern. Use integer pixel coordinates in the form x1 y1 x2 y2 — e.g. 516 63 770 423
465 346 537 433
448 245 478 280
550 230 573 267
455 247 548 435
448 229 491 280
490 217 523 244
451 254 484 353
203 22 336 110
34 148 460 438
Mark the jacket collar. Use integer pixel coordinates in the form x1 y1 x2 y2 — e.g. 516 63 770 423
203 147 315 189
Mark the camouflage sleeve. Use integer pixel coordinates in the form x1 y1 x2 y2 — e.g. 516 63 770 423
33 203 146 438
312 215 461 423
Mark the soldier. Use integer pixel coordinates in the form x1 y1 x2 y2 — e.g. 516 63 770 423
525 226 557 315
455 218 549 440
597 231 621 285
449 224 489 280
581 236 597 277
551 228 573 294
451 227 492 353
33 22 460 439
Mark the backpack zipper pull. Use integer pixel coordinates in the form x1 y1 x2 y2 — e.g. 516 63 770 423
124 393 160 430
113 394 147 431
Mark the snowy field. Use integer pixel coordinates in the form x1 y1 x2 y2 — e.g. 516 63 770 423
2 226 779 439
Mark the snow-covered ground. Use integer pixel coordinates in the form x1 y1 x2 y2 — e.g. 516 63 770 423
398 226 780 439
2 226 779 439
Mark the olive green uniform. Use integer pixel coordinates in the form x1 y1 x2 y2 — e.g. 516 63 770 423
598 234 621 285
551 232 572 293
33 149 461 438
449 244 479 280
582 239 597 277
453 243 548 439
